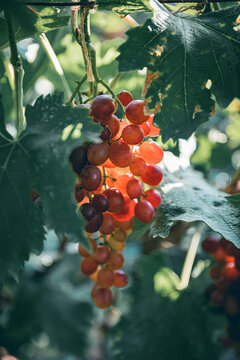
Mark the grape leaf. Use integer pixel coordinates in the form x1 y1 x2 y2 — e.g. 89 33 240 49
227 194 240 207
0 6 69 50
118 2 240 142
151 168 240 247
7 276 93 356
97 0 151 14
0 94 101 284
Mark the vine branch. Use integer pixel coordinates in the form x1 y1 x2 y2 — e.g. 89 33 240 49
4 9 25 136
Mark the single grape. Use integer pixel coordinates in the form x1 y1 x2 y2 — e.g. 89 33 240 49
139 140 164 165
97 268 115 288
94 246 110 264
80 257 98 275
122 125 144 145
30 190 40 202
85 213 103 233
92 287 113 309
90 95 116 119
112 120 128 140
135 200 154 223
113 229 127 242
99 213 115 234
125 100 149 125
103 188 124 213
109 141 133 168
81 165 102 191
69 144 89 174
126 178 143 199
101 115 120 139
201 236 220 253
129 157 147 176
108 237 126 251
93 194 109 213
222 262 240 282
143 189 161 208
80 203 97 221
140 165 163 186
117 90 133 107
107 251 124 270
113 270 128 288
87 142 109 166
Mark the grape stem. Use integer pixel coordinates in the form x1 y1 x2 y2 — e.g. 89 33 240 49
71 3 125 116
4 9 25 136
67 74 87 104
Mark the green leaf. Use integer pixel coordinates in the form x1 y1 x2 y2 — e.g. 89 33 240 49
0 94 101 284
127 218 151 242
0 109 45 285
151 167 240 247
112 252 224 360
97 0 152 14
0 6 69 50
227 194 240 207
118 2 240 142
7 276 93 356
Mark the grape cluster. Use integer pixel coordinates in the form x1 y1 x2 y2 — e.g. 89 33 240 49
202 235 240 353
69 90 163 308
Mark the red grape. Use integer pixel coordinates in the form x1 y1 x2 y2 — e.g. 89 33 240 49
101 115 120 139
139 140 164 164
97 268 115 288
122 125 144 145
125 100 149 125
109 141 133 168
143 189 161 208
117 90 133 107
90 95 116 119
94 246 110 264
129 157 147 176
113 270 128 288
91 287 113 308
140 165 163 186
80 203 97 221
103 188 124 213
85 213 103 233
140 121 151 136
81 165 102 191
107 251 124 270
87 142 109 166
80 257 98 275
99 213 115 234
113 196 136 222
135 200 154 223
92 194 109 213
126 178 143 199
69 144 89 174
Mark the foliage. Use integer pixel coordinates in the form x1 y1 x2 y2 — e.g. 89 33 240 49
0 0 240 359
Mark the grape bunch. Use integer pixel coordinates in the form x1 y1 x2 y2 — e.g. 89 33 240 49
202 235 240 353
69 90 163 308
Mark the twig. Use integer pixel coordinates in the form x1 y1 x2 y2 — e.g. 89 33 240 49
4 9 25 136
39 33 72 100
224 167 240 194
67 74 87 104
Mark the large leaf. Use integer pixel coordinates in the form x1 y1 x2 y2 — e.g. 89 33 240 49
151 167 240 247
118 2 240 142
6 276 93 357
0 5 69 50
0 94 101 284
111 252 224 360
